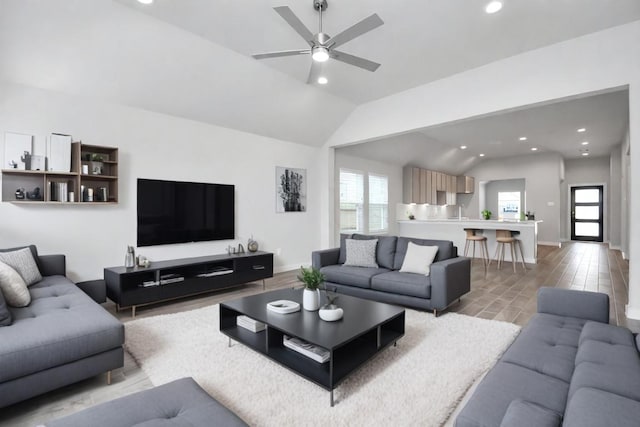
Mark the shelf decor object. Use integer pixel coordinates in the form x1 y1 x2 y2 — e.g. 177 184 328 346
3 132 33 170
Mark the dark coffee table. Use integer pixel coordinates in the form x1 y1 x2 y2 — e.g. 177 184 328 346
219 288 405 406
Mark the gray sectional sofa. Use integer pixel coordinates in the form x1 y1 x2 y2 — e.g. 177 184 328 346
0 245 124 408
456 287 640 427
312 234 471 314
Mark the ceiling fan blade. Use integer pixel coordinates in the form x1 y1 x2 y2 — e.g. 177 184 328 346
325 14 384 49
252 49 310 60
306 61 324 84
273 6 315 47
330 50 381 72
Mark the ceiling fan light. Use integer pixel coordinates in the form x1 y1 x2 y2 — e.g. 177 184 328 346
485 1 503 14
312 47 330 62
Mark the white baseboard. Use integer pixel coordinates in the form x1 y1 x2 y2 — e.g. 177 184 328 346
626 304 640 320
274 264 303 274
538 241 562 247
608 244 622 251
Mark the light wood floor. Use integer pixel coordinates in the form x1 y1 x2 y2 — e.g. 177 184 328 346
1 241 635 427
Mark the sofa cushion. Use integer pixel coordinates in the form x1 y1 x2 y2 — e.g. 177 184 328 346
338 233 352 264
371 271 431 299
563 387 640 427
0 288 11 326
0 261 31 307
399 242 439 276
500 313 585 383
575 339 640 369
499 399 561 427
394 237 454 269
579 320 636 347
352 234 397 269
46 377 248 427
568 360 640 402
0 247 42 286
344 239 378 268
455 361 568 427
0 276 124 383
320 265 389 289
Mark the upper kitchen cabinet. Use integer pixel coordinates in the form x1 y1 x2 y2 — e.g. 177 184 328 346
456 175 475 194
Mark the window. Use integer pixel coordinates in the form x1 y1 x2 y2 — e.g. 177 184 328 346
339 169 388 234
498 192 521 220
369 174 388 233
339 170 364 233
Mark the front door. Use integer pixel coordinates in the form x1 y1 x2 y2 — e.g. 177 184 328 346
570 185 603 242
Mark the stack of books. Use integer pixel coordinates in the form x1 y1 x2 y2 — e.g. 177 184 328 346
283 336 330 363
236 315 266 333
49 181 70 202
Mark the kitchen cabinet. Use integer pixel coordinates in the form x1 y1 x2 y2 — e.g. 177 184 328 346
456 176 475 194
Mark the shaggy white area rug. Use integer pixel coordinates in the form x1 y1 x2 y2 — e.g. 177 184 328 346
125 305 520 426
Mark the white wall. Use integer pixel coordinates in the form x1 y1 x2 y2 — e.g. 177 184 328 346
610 146 623 249
333 151 403 241
561 156 611 242
621 130 631 258
461 153 563 244
0 82 321 281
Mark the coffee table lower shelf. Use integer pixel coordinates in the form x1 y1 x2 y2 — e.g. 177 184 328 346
220 306 405 406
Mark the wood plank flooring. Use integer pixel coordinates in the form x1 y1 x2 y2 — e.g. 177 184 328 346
1 241 635 427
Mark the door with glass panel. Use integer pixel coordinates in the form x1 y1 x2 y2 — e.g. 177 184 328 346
570 186 603 242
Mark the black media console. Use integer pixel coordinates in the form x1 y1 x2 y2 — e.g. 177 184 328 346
104 251 273 317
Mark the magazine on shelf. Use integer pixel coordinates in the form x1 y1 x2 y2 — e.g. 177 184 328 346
283 336 330 363
266 300 300 314
236 315 266 333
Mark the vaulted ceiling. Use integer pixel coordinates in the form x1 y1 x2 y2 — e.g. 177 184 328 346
1 0 638 154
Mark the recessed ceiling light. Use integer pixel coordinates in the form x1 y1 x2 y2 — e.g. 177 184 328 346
460 145 468 150
577 128 586 133
531 147 538 151
581 141 589 145
582 152 590 156
479 153 485 157
317 76 328 85
485 1 503 14
137 0 153 4
519 137 527 141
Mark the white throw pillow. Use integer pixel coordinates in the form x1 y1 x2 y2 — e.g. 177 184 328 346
400 242 439 276
0 248 42 286
0 261 31 307
344 239 379 268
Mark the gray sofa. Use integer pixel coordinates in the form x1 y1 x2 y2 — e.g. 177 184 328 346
456 287 640 427
0 245 124 408
46 377 247 427
312 234 471 315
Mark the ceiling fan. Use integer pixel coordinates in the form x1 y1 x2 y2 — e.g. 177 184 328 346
252 0 384 84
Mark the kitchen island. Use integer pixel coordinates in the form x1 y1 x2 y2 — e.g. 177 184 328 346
398 219 543 264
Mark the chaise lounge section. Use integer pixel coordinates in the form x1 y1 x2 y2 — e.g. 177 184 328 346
456 287 640 427
312 234 471 315
0 245 124 408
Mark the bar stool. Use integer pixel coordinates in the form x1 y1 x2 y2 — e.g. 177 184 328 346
463 228 489 269
491 229 526 273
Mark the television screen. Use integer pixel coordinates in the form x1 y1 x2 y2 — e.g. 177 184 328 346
137 178 234 247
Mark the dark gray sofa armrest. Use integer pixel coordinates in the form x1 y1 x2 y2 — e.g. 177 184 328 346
312 248 340 270
537 287 609 323
38 254 66 277
429 257 471 311
500 399 561 427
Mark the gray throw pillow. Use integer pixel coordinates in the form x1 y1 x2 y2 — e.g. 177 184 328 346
0 248 42 286
0 287 12 326
0 261 31 307
344 239 379 268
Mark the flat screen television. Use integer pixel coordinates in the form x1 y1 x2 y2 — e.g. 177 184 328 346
137 178 234 247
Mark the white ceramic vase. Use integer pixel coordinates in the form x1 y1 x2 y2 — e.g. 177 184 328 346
303 288 320 311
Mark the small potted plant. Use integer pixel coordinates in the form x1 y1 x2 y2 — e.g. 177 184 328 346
407 210 415 220
481 209 492 220
297 266 325 311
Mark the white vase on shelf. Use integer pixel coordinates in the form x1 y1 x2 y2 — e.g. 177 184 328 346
303 288 320 311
